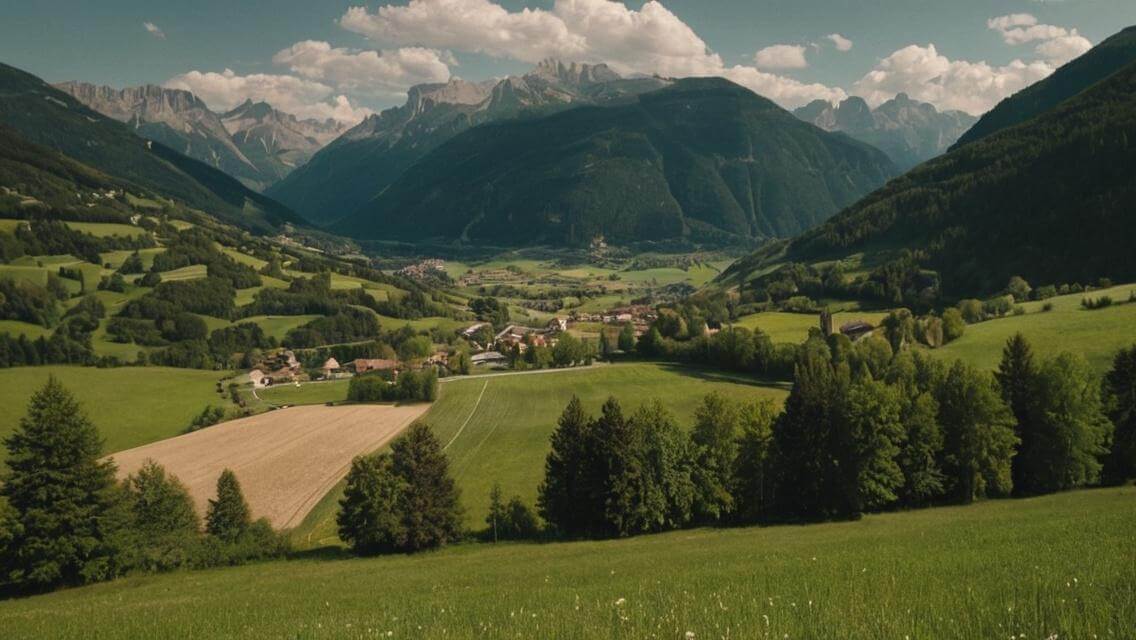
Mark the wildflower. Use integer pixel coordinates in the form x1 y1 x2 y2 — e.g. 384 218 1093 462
685 633 695 639
615 598 627 606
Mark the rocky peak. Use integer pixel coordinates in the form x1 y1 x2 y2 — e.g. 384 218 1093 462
528 59 621 87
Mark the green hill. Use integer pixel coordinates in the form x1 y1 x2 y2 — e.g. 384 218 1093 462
0 63 303 232
721 53 1136 297
332 78 896 246
0 487 1130 638
953 25 1136 148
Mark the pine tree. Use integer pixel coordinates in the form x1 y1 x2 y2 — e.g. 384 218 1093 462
995 333 1039 494
1102 345 1136 484
937 361 1018 503
126 460 200 571
337 453 405 555
389 422 462 551
205 469 251 542
618 323 636 352
690 392 739 523
538 396 592 536
586 397 642 537
0 377 128 591
486 483 506 542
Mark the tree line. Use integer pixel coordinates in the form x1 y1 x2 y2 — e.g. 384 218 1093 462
0 378 286 595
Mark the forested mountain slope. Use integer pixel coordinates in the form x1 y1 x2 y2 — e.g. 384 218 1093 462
332 78 896 246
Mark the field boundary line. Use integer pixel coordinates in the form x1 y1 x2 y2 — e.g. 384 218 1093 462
444 379 489 451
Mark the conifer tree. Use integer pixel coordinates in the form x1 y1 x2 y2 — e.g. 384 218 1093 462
126 460 200 571
1102 345 1136 484
538 396 592 536
486 483 506 542
205 469 251 542
0 377 128 591
337 453 405 554
587 397 642 537
390 422 462 551
995 333 1040 494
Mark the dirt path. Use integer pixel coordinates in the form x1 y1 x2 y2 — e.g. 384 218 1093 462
109 403 429 529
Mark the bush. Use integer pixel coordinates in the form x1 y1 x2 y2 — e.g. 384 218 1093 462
188 405 226 431
1082 296 1113 310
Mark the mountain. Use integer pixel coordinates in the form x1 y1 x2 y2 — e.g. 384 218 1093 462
220 99 346 188
330 77 897 246
794 94 977 169
721 55 1136 297
53 82 345 192
0 62 303 231
266 59 670 226
953 25 1136 148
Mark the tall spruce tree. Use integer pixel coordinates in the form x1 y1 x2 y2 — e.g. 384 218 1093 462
337 453 406 555
690 392 740 523
538 396 592 536
1102 345 1136 484
205 469 251 542
586 397 644 537
0 377 128 591
937 361 1018 503
389 422 462 551
995 333 1040 494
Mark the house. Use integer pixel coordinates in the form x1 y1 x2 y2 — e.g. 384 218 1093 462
320 357 344 379
461 322 491 338
547 317 569 333
840 321 875 342
471 351 507 366
248 369 267 388
353 358 399 374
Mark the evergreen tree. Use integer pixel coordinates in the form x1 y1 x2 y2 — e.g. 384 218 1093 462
1102 345 1136 484
337 453 406 555
1028 353 1110 492
0 377 128 591
205 469 251 542
732 400 777 523
586 397 643 537
389 422 462 551
995 333 1040 494
936 361 1018 503
502 497 540 540
690 392 740 523
538 396 592 536
618 323 636 352
486 483 506 542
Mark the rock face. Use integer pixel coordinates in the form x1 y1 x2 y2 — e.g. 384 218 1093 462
266 60 670 226
794 94 977 170
330 77 898 247
53 82 343 191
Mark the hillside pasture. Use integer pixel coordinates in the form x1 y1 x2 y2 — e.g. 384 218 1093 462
110 403 428 529
734 310 889 344
0 366 230 457
0 487 1130 639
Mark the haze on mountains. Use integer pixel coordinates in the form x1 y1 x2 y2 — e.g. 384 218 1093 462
330 77 897 246
794 94 977 170
54 82 346 192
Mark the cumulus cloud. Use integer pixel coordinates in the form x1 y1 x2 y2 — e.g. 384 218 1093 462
272 41 452 97
826 33 853 52
852 44 1054 114
754 44 808 70
143 22 165 40
164 69 373 123
987 13 1091 63
339 0 844 108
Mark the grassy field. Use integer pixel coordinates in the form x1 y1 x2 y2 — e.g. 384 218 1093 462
0 319 52 339
291 363 790 545
935 283 1136 372
1 487 1131 639
0 366 232 457
63 221 147 238
734 310 889 344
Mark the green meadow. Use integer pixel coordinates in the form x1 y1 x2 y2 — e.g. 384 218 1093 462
733 310 888 344
935 283 1136 373
0 366 231 457
292 363 790 545
1 487 1130 639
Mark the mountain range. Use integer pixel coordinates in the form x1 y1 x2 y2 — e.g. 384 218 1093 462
54 82 346 192
720 34 1136 296
330 77 898 246
794 94 976 170
0 63 304 231
266 59 672 226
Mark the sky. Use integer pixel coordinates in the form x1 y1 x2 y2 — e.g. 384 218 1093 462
2 0 1134 123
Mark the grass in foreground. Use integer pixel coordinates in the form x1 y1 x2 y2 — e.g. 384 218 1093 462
1 487 1131 639
294 363 789 545
0 366 231 456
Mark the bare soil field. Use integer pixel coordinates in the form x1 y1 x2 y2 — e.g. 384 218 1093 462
110 403 429 529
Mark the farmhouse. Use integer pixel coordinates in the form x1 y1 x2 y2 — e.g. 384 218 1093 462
320 357 345 380
840 321 875 342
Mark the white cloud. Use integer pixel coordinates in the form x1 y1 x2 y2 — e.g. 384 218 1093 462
826 33 853 52
339 0 845 108
987 13 1092 65
754 44 808 70
1034 34 1092 65
852 44 1054 114
163 69 373 123
143 22 165 40
272 41 452 97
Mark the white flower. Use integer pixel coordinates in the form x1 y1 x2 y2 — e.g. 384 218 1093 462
615 597 626 606
685 633 695 639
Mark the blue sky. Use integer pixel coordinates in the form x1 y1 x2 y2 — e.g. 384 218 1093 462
2 0 1133 121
